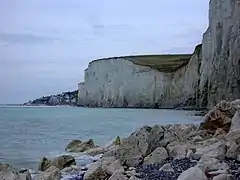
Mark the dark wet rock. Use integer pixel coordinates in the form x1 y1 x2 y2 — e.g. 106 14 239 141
52 155 76 170
39 155 76 171
38 157 52 171
66 139 97 153
66 140 82 151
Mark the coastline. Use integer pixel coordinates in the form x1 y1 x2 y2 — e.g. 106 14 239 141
1 99 240 180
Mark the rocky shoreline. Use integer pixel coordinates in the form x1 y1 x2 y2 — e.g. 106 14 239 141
1 99 240 180
23 90 78 106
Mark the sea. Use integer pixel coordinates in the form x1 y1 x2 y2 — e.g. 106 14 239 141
0 106 202 171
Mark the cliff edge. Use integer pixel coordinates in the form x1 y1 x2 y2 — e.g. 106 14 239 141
78 0 240 109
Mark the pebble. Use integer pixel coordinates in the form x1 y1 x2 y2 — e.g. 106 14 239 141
224 158 240 180
136 158 197 180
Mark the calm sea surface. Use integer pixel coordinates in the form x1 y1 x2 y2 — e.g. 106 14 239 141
0 106 202 170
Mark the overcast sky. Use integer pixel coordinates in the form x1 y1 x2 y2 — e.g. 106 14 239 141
0 0 209 104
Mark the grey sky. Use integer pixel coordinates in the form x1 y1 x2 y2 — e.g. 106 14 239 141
0 0 209 104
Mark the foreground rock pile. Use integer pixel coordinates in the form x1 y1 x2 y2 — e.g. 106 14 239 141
81 100 240 180
1 100 240 180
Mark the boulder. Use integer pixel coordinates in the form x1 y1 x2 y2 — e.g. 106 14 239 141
66 139 96 152
38 157 52 171
145 125 167 154
129 176 140 180
201 101 235 134
159 163 174 172
0 169 32 180
19 169 32 180
61 166 73 174
109 171 127 180
167 144 187 159
51 155 76 170
84 156 116 180
207 170 228 177
195 141 226 160
225 129 240 142
115 126 151 167
198 156 220 171
84 147 105 156
0 163 12 171
225 142 240 159
125 169 139 177
189 130 208 138
212 174 234 180
103 146 119 157
230 111 240 131
193 135 203 143
177 167 207 180
143 147 168 164
186 150 194 159
36 166 61 180
84 161 108 180
0 163 31 180
211 162 229 171
65 139 82 151
214 128 227 137
106 159 124 175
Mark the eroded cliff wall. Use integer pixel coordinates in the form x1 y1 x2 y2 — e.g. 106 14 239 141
78 0 240 109
199 0 240 108
169 45 202 108
78 48 201 108
78 58 172 108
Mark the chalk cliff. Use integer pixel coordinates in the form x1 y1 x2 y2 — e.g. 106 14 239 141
199 0 240 108
78 0 240 109
77 51 200 108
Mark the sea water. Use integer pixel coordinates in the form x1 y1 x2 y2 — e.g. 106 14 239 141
0 106 202 170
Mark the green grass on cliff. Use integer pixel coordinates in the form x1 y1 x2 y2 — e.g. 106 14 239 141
127 54 191 73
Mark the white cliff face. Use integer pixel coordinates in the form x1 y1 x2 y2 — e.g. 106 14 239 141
78 0 240 108
78 58 172 108
169 46 202 108
78 50 201 108
199 0 240 108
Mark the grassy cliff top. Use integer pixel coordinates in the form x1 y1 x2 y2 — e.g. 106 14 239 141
90 54 192 73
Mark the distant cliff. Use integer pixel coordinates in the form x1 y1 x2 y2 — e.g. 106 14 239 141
23 90 78 106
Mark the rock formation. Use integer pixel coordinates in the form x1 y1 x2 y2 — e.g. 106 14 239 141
199 0 240 108
77 50 201 108
78 0 240 109
23 90 78 106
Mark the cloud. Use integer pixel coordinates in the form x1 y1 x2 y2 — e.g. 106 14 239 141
0 32 61 44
